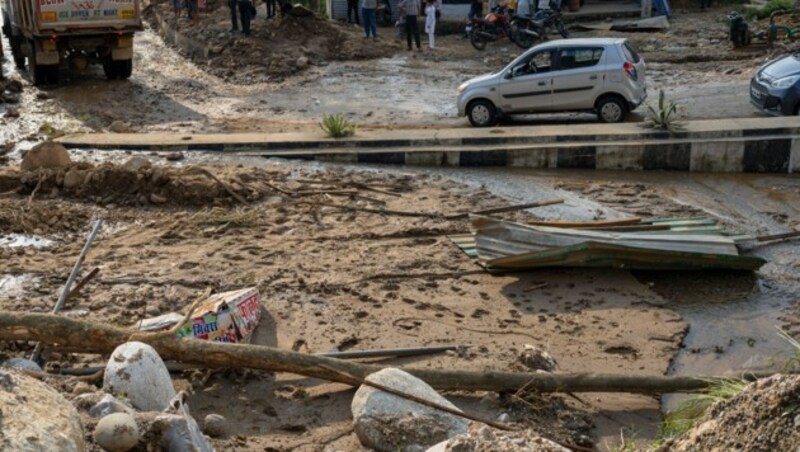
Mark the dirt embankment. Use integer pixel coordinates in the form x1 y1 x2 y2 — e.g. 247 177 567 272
150 0 396 83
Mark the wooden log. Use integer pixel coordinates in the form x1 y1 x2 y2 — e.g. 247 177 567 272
0 311 725 394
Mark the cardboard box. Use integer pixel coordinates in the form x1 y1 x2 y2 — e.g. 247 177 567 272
137 288 262 344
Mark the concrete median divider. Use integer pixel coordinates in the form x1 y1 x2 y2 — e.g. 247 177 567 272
57 117 800 173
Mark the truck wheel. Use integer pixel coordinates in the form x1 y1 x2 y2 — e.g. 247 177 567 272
46 66 59 85
103 58 119 80
115 59 132 79
11 40 25 69
28 44 48 86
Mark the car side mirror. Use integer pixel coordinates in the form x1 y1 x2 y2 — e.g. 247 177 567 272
505 69 514 79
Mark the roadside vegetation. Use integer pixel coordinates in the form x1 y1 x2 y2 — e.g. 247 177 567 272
641 90 685 133
320 113 356 138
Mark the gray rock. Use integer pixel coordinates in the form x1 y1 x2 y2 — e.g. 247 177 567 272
296 56 309 68
2 357 43 372
63 168 86 189
0 368 85 451
351 368 468 451
89 394 136 418
94 412 139 452
203 413 227 437
518 344 557 372
21 141 71 171
109 120 131 133
103 341 176 411
426 426 570 452
122 156 151 172
156 392 213 452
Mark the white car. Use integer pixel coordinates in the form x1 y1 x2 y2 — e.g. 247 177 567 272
457 38 647 127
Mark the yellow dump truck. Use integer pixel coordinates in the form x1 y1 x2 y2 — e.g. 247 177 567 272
1 0 142 84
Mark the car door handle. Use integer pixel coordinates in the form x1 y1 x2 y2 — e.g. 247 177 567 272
589 75 598 80
538 81 547 86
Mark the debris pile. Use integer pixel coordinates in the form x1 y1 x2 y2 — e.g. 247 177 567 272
669 374 800 451
0 78 23 120
151 1 395 83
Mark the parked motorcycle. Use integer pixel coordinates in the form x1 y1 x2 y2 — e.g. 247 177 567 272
469 7 521 51
513 3 569 49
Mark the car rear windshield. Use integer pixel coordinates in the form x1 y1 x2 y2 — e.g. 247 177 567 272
622 42 641 64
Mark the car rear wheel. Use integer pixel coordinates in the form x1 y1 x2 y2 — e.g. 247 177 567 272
596 96 627 123
467 100 497 127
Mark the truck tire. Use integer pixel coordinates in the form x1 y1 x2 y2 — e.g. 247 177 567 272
103 57 119 80
116 59 132 79
28 42 49 86
11 39 26 69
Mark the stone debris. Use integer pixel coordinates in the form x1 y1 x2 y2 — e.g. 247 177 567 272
518 345 558 372
89 394 137 418
20 141 72 171
156 392 213 452
103 341 177 411
0 368 85 451
93 412 140 452
203 413 228 438
351 368 469 451
426 426 571 452
1 357 43 372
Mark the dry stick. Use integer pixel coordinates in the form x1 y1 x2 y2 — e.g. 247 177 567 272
190 167 248 204
64 267 100 302
523 282 549 293
318 364 514 431
0 311 732 394
755 230 800 243
299 199 565 220
27 171 43 206
444 198 565 220
393 317 540 341
30 219 103 364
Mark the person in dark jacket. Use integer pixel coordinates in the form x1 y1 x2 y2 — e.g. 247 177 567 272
228 0 239 31
266 0 277 18
399 0 421 50
239 0 253 35
348 0 360 24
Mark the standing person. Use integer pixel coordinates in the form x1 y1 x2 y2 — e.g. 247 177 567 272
432 0 441 19
425 0 436 49
348 0 360 24
228 0 239 31
172 0 183 18
238 0 253 35
468 0 482 19
266 0 277 18
362 0 378 40
399 0 421 50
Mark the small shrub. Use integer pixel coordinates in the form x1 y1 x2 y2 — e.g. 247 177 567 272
320 113 356 138
746 0 794 20
657 378 748 445
642 89 685 133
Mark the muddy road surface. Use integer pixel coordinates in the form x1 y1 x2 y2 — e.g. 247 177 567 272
0 6 780 148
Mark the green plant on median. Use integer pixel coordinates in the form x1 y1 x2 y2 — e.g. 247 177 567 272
656 378 748 446
746 0 794 20
320 113 356 138
642 89 685 133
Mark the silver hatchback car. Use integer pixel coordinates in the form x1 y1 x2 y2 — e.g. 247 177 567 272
457 38 647 127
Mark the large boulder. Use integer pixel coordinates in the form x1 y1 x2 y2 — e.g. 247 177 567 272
103 341 176 411
426 426 571 451
0 368 85 451
351 368 468 451
21 141 72 171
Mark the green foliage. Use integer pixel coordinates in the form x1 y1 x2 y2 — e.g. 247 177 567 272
642 89 685 133
657 378 748 445
746 0 794 20
320 113 356 138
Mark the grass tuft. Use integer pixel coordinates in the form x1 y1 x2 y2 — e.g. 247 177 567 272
320 113 356 138
642 90 685 133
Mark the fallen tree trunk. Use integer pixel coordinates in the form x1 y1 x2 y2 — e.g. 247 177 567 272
0 312 732 394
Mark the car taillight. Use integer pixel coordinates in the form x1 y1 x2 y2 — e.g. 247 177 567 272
623 61 638 81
